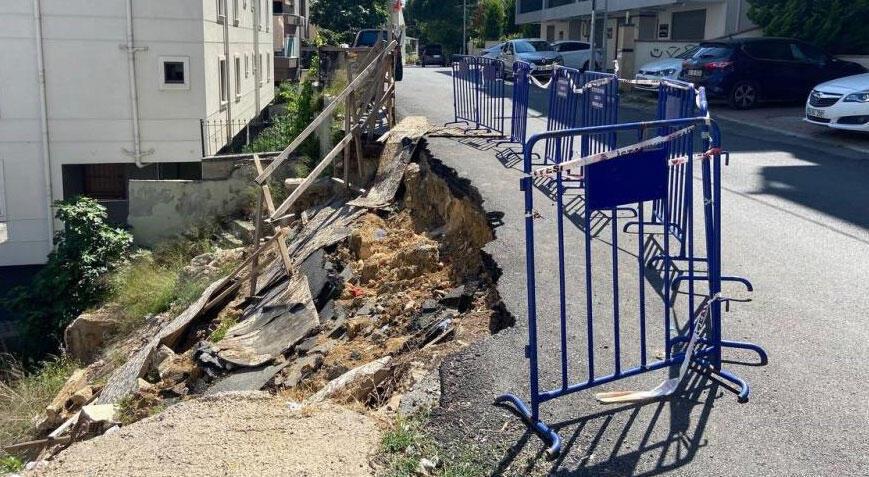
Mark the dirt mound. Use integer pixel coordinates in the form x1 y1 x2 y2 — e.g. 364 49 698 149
29 394 379 477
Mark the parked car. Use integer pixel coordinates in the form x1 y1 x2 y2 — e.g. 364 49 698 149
420 44 447 67
679 38 866 109
551 40 601 71
480 42 504 60
497 39 563 79
804 73 869 132
634 47 699 91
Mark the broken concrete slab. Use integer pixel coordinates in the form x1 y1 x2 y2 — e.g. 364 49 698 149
205 361 290 395
274 354 324 389
440 285 473 312
306 356 392 404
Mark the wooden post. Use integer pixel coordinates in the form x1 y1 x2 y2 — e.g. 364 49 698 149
248 189 264 297
253 155 293 277
344 53 353 190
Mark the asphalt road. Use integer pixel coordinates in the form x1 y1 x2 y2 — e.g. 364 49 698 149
396 66 869 476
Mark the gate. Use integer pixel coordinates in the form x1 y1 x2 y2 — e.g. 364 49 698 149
449 55 506 134
497 117 767 457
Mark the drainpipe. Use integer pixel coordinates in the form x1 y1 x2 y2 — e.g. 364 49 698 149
122 0 152 167
253 0 261 115
222 0 232 142
33 0 54 248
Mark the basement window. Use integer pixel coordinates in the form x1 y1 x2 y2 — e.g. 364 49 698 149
83 164 126 201
159 56 190 90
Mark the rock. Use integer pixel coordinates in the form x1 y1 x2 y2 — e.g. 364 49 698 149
439 285 473 312
276 354 324 388
421 299 439 313
67 386 94 410
157 350 200 385
417 457 440 475
41 369 90 430
295 336 319 356
64 307 122 363
306 356 393 404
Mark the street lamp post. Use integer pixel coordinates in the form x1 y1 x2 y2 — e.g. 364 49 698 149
463 0 467 55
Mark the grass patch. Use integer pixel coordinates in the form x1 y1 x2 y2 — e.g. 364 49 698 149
380 413 489 477
0 355 77 458
0 455 23 473
208 315 239 343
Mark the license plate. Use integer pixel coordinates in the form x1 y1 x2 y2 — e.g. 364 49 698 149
806 107 825 118
688 69 702 77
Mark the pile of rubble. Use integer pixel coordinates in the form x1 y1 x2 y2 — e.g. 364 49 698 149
6 118 510 468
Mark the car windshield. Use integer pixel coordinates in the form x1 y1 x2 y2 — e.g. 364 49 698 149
356 30 385 47
426 46 442 54
688 44 733 61
677 46 700 59
514 40 552 53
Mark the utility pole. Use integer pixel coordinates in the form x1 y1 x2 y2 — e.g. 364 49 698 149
601 0 608 72
462 0 467 55
589 0 596 71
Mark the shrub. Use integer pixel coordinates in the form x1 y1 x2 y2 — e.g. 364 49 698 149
3 198 131 358
0 355 77 455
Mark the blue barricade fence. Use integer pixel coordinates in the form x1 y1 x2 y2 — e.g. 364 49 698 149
509 61 532 146
449 55 506 135
496 117 768 458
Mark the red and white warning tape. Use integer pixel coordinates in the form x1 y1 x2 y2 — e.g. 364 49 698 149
531 126 697 178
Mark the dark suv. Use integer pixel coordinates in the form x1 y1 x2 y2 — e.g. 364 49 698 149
679 38 866 109
421 44 446 67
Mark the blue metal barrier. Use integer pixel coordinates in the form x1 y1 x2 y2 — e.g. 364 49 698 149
496 117 768 458
449 55 506 135
543 67 583 166
509 61 532 146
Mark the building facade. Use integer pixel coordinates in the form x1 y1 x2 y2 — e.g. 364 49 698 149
0 0 274 266
516 0 758 72
273 0 313 82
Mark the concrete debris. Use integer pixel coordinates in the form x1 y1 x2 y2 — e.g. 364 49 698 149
205 360 290 395
273 353 324 389
306 356 393 404
417 456 440 476
37 369 91 432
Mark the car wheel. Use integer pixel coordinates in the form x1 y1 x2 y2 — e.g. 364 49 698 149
729 81 759 109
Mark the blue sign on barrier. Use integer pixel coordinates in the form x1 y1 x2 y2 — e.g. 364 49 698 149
509 61 532 146
586 147 668 210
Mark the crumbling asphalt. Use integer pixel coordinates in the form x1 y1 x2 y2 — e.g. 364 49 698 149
396 67 869 475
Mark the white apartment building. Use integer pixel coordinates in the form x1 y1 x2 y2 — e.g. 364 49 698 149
273 0 313 82
0 0 274 266
516 0 758 71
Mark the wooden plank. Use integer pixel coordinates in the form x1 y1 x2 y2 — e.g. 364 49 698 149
270 132 354 220
254 155 293 275
248 188 264 296
255 41 396 184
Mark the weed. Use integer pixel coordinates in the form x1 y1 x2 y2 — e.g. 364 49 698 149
0 455 23 473
379 412 489 477
208 315 238 343
0 355 77 457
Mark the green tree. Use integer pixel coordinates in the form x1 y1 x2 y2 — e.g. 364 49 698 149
406 0 465 54
747 0 869 54
310 0 390 45
4 197 132 358
473 0 505 41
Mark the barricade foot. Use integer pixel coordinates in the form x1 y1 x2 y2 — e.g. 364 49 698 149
721 339 768 365
494 394 562 459
671 274 753 292
710 367 751 403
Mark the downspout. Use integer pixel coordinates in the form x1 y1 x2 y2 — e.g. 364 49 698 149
222 0 232 141
253 0 261 115
122 0 152 167
33 0 54 248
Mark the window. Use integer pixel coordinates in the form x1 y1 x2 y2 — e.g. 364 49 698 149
266 56 271 80
233 0 239 24
234 56 242 100
245 54 250 78
159 56 190 90
791 42 827 65
264 1 269 31
671 9 706 41
258 54 263 84
743 40 795 61
219 57 228 106
83 164 126 201
217 0 226 23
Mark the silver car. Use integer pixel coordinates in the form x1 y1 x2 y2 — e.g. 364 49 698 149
497 39 563 78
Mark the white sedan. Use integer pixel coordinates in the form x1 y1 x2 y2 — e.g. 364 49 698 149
634 47 698 91
805 73 869 132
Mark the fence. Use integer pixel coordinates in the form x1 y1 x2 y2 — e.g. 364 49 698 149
449 55 506 135
200 117 274 157
496 115 768 458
